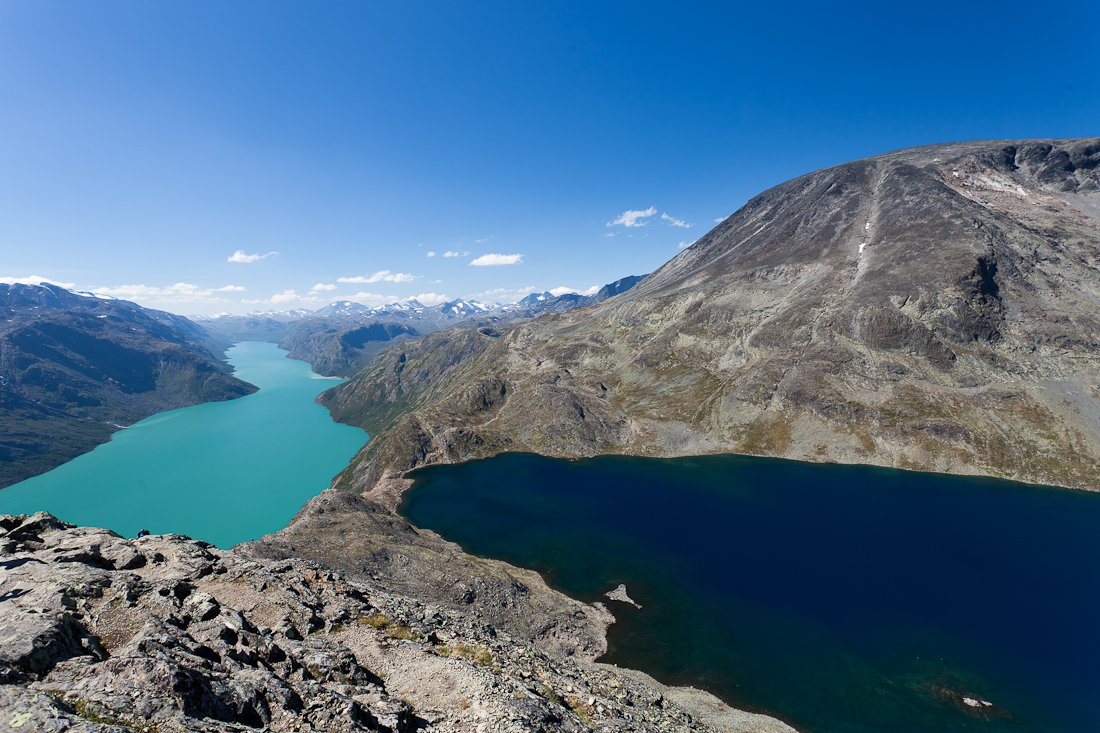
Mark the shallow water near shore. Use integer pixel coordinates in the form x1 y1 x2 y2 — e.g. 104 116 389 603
0 341 366 548
402 452 1100 733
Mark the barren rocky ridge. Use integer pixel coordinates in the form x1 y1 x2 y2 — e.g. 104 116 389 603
0 510 795 732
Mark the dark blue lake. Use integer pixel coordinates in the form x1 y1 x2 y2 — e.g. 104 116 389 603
401 453 1100 733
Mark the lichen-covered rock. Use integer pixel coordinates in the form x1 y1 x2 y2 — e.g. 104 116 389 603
0 604 89 683
0 685 131 732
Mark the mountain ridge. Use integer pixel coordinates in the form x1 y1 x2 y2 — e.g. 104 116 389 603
0 509 796 732
320 137 1100 495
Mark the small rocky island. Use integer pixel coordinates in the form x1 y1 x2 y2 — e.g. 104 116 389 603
0 509 796 732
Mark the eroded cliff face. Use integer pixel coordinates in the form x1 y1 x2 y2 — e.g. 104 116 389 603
324 138 1100 493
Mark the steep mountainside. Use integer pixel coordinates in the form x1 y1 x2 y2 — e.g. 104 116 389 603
280 321 420 377
0 285 256 488
322 138 1100 494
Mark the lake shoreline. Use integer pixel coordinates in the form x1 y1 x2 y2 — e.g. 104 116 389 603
6 336 1077 731
240 479 803 732
395 460 794 718
332 454 831 730
8 338 1073 731
1 508 800 733
380 451 1092 733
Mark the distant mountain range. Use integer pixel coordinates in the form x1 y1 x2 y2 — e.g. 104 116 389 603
0 283 256 488
195 276 648 331
193 275 648 377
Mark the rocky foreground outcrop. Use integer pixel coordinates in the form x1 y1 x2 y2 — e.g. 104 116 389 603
236 490 613 662
0 511 796 732
323 138 1100 494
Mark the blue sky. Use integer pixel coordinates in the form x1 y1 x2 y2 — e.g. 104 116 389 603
1 1 1096 315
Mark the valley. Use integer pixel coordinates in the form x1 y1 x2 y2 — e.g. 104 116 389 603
0 284 257 488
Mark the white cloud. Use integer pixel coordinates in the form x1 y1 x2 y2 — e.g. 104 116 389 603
661 213 693 228
431 279 443 284
476 237 492 243
310 283 337 291
549 285 600 297
426 251 436 257
337 270 418 284
678 239 697 249
228 250 278 263
472 286 539 301
603 232 617 238
241 289 324 306
91 282 241 305
92 285 164 300
470 253 523 266
345 292 389 307
714 216 728 223
607 206 656 228
443 250 470 257
409 292 449 306
270 290 300 305
1 275 77 289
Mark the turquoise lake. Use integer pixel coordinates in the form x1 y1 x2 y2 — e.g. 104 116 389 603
403 452 1100 733
0 341 366 548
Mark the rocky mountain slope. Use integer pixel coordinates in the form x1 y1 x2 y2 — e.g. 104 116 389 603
0 510 796 732
280 321 421 378
0 284 256 488
321 138 1100 494
195 278 647 378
